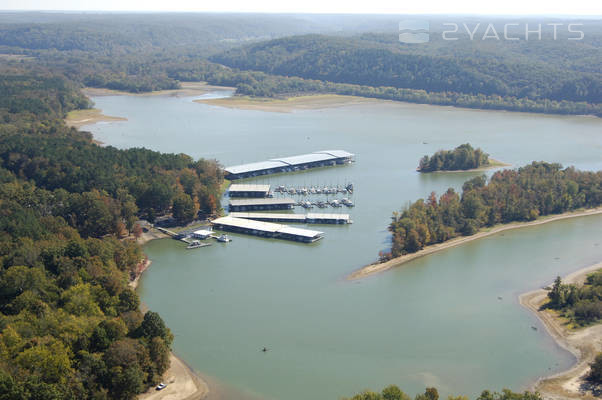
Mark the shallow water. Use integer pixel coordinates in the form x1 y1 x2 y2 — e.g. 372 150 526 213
86 92 602 399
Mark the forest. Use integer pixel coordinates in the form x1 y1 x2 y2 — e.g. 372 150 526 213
211 33 602 116
418 144 489 172
0 65 223 398
0 14 600 115
385 162 602 259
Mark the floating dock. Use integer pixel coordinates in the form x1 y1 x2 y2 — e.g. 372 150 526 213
229 212 351 224
224 150 354 180
211 216 324 243
228 184 271 198
229 198 296 212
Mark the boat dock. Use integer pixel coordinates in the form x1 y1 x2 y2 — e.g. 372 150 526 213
228 184 271 198
229 212 351 224
224 150 354 180
229 198 296 212
211 216 324 243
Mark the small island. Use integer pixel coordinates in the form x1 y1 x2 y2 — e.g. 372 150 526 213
417 143 505 172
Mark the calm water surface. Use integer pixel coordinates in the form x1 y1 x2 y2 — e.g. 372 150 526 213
85 92 602 399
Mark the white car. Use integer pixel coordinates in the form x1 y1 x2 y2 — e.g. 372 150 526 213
155 383 167 391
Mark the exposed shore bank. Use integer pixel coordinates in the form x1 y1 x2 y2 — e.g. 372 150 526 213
138 353 209 400
348 207 602 280
131 250 210 400
82 82 234 98
65 108 127 129
419 158 511 173
195 94 378 113
520 263 602 399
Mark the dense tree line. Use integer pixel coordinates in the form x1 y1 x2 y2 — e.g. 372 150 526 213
546 270 602 326
1 15 600 115
0 166 175 399
0 133 223 224
0 63 223 398
418 144 489 172
212 33 601 110
344 385 541 400
385 162 602 259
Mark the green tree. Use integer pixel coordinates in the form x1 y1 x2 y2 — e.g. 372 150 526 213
172 193 197 225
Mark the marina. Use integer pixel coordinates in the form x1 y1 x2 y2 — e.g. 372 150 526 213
224 150 354 180
210 216 325 243
90 90 602 400
229 212 352 224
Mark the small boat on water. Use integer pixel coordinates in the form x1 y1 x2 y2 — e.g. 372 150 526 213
186 240 211 249
341 198 355 207
216 234 231 243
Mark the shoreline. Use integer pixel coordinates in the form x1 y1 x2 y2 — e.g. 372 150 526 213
419 158 511 173
519 263 602 399
348 207 602 280
65 108 127 129
82 82 234 98
195 94 379 113
131 241 210 400
138 353 209 400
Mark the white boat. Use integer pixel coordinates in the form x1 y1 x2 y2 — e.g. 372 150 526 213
217 234 231 243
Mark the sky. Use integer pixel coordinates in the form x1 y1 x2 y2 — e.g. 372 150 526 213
1 0 601 16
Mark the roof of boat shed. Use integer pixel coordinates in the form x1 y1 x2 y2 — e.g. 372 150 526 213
225 160 288 175
270 153 333 165
211 216 323 238
224 150 354 175
229 184 271 192
229 198 296 206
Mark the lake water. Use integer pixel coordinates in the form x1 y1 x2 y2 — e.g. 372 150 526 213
85 91 602 399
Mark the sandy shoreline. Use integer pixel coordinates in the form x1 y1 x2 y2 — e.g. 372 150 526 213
65 108 127 129
195 94 379 113
138 353 209 400
348 207 602 280
130 229 209 399
519 263 602 399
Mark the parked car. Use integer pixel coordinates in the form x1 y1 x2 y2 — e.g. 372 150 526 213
156 383 167 391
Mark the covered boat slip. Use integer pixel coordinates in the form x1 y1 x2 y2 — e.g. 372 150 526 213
224 150 354 180
228 184 271 198
210 216 324 243
229 212 351 224
229 198 296 211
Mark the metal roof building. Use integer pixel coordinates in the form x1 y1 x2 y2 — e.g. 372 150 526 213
211 216 324 243
224 150 354 180
228 198 296 212
229 212 351 224
192 229 214 239
228 184 271 198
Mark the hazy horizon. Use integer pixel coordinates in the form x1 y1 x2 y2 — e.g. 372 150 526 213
1 0 600 16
